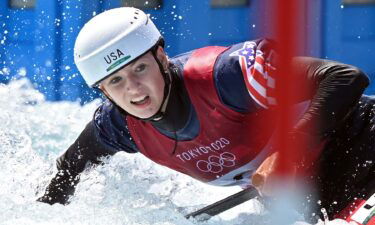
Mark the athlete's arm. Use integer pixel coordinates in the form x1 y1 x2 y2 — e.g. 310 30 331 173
37 101 139 205
37 121 116 205
290 57 369 138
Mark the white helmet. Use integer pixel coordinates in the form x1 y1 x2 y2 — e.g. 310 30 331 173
74 7 162 87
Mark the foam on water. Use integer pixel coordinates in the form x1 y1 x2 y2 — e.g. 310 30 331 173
0 79 353 225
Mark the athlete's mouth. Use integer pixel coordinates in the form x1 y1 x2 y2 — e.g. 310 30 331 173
131 96 150 105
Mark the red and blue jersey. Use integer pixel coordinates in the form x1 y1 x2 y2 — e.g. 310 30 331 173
127 46 275 186
93 39 284 186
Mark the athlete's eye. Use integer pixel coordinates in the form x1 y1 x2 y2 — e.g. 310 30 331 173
135 63 146 73
109 76 122 84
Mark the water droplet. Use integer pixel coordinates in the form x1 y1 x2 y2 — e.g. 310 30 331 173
1 67 10 75
321 208 329 222
17 67 27 76
45 60 52 67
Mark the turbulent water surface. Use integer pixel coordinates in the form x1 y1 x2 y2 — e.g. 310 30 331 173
0 80 353 225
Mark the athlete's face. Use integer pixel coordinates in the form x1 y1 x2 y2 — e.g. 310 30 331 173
100 47 168 119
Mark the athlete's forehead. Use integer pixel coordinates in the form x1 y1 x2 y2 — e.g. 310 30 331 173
100 51 154 85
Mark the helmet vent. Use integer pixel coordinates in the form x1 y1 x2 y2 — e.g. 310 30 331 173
134 16 138 19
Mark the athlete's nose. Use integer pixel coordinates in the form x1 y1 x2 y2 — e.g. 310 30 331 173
125 74 141 93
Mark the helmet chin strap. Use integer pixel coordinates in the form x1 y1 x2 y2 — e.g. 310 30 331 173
100 49 173 122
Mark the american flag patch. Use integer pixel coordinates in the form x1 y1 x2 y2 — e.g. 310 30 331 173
230 42 276 109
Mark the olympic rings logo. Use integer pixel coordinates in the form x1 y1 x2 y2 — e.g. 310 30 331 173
196 152 236 173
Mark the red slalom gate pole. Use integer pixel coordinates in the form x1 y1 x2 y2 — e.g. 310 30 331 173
260 1 314 222
271 0 308 179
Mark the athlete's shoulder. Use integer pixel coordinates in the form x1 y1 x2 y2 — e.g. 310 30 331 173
94 100 138 153
215 39 276 72
213 39 276 112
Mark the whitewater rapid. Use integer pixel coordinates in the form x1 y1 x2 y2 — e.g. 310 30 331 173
0 79 353 225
